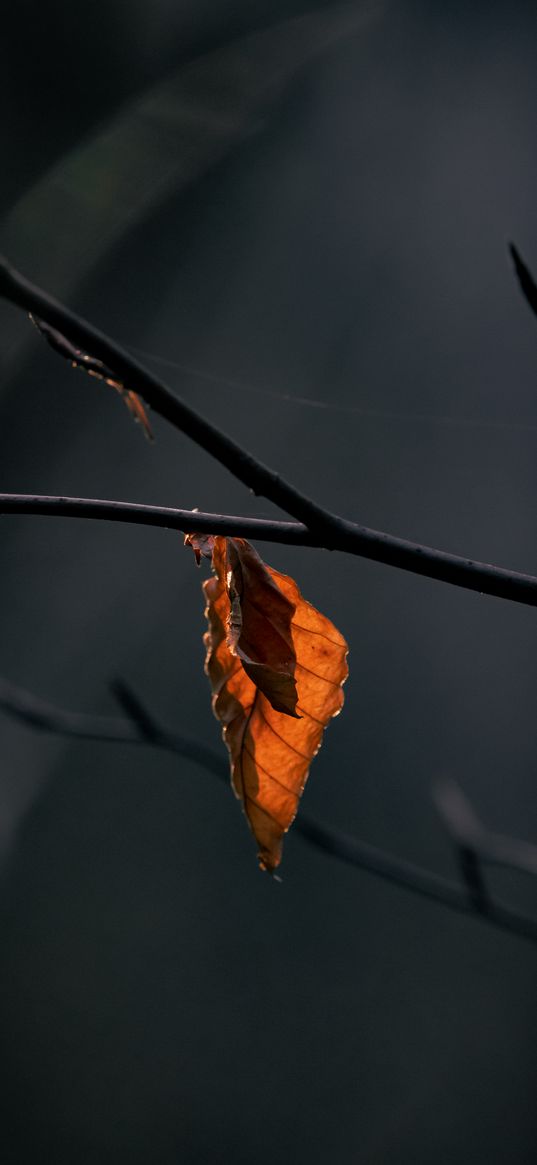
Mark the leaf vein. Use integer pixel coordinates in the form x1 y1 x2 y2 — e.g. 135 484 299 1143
257 705 311 759
291 621 346 646
242 742 299 796
295 661 341 686
243 791 286 828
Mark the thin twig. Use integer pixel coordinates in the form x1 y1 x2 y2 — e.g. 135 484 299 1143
0 494 315 546
1 674 536 946
4 493 537 609
4 258 537 608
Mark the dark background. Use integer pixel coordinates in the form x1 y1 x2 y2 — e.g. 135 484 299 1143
1 2 536 1161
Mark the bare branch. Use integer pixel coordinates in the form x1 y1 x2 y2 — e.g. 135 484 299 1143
4 259 537 608
3 492 537 609
0 494 315 546
1 674 537 946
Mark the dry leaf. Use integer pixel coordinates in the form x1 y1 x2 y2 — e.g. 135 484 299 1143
186 533 348 871
30 315 153 441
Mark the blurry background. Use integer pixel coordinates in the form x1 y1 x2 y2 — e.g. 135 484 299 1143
1 1 536 1161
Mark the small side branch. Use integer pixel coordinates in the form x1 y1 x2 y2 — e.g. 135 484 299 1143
0 494 314 546
1 675 537 947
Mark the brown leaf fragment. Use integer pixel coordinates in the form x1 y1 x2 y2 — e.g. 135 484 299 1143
119 389 153 440
195 535 348 872
225 537 298 716
184 532 216 566
30 314 153 441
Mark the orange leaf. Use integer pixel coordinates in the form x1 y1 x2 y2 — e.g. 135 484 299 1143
188 534 348 872
30 315 153 441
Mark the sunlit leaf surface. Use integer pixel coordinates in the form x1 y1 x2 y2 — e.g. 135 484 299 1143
187 534 348 871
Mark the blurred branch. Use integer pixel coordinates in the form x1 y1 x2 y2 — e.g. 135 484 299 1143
1 674 537 946
434 778 537 880
4 259 537 607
